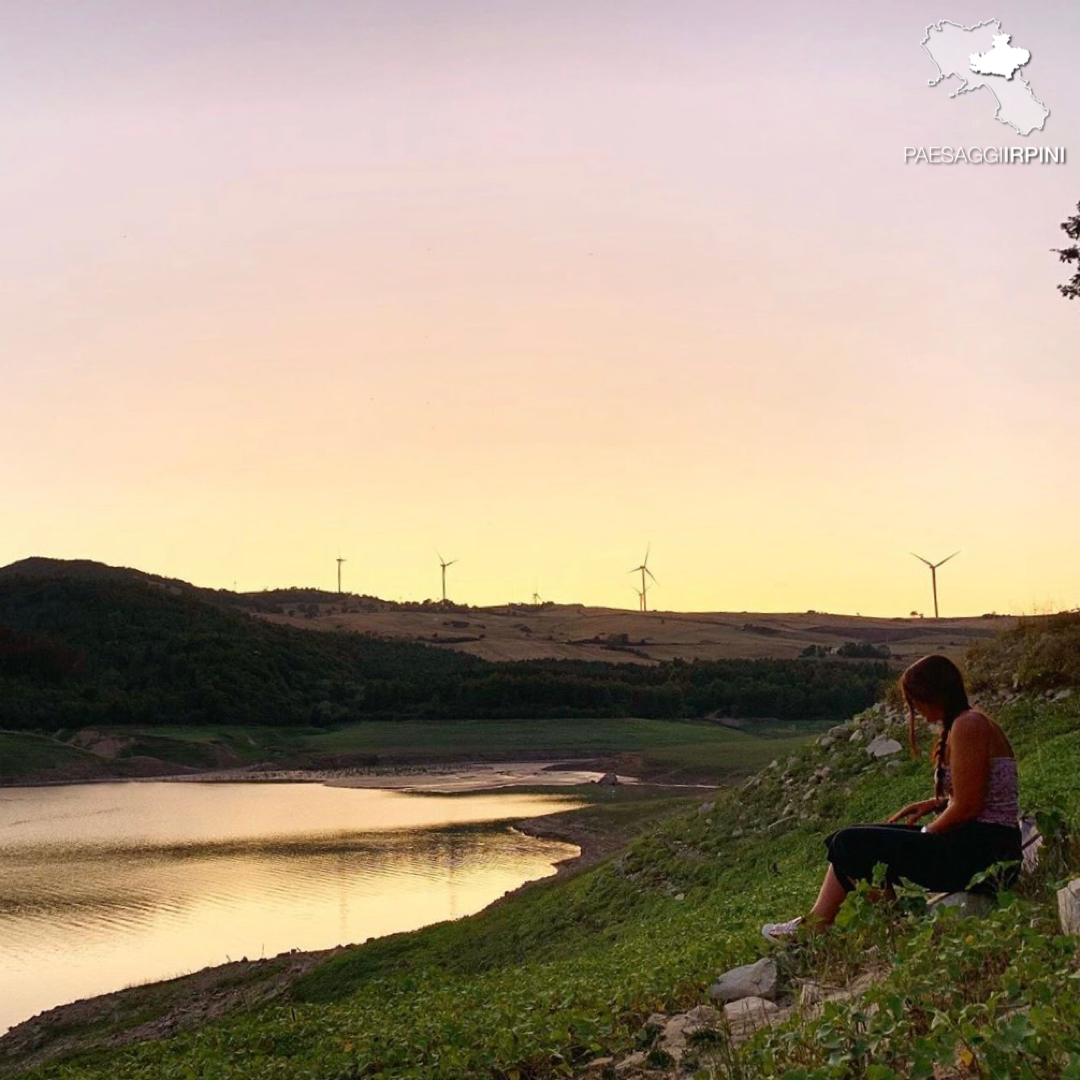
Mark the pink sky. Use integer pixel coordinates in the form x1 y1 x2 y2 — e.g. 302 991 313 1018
2 0 1078 615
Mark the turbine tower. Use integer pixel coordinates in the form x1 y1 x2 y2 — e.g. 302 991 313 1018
631 585 645 612
437 552 457 602
336 556 346 595
629 544 658 613
910 551 959 619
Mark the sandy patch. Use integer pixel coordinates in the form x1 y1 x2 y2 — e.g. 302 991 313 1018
324 760 633 794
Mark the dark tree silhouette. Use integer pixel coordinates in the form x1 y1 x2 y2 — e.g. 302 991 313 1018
1054 200 1080 303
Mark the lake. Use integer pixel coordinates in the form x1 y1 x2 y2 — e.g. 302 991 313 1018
0 781 583 1034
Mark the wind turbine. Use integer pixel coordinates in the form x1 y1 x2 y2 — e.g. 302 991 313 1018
910 551 959 619
336 556 346 595
629 544 657 612
437 552 457 602
631 585 645 612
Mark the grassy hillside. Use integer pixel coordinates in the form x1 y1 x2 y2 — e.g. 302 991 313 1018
5 619 1079 1079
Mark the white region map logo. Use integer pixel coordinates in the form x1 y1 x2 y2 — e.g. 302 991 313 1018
905 19 1065 165
922 19 1048 135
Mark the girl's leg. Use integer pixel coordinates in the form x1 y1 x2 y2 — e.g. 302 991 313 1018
808 863 848 928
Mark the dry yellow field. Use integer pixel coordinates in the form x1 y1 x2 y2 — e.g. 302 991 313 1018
257 602 1012 666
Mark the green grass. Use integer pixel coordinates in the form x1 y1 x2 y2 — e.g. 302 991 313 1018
7 695 1080 1080
3 718 826 786
0 731 102 782
298 717 824 777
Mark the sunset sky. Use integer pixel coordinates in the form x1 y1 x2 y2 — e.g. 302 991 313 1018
3 0 1079 615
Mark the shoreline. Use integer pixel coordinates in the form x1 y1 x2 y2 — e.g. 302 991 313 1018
0 792 623 1072
0 757 625 792
0 772 708 1069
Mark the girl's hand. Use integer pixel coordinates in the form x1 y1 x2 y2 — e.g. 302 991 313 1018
887 799 938 824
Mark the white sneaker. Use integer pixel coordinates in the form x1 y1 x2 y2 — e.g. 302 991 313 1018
761 916 804 941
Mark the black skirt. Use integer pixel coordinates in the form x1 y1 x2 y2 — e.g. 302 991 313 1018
824 820 1022 893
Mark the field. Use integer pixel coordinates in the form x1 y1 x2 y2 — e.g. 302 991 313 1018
259 603 1012 665
0 718 826 786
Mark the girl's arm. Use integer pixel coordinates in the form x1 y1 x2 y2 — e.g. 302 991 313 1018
923 713 990 833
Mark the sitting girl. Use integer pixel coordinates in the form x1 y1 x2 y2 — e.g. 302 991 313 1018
762 654 1021 940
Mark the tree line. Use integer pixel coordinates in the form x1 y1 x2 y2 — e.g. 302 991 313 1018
0 575 891 730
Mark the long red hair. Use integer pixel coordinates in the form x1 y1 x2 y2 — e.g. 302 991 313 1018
900 655 971 796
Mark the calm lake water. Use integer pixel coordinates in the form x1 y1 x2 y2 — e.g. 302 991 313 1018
0 781 582 1034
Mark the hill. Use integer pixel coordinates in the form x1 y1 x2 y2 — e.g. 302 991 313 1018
0 560 893 742
2 615 1079 1078
253 598 1011 665
2 558 1012 665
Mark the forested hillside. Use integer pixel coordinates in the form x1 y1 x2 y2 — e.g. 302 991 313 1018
0 567 890 730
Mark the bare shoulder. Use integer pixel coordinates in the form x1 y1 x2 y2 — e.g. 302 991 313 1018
952 709 991 734
955 709 1014 757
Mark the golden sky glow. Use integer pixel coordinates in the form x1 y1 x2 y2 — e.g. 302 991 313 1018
3 0 1079 615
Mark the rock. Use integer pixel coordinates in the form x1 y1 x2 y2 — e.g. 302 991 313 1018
818 736 835 749
585 1056 614 1071
658 1005 721 1062
722 996 781 1041
709 957 778 1003
802 788 816 801
866 736 903 758
731 828 744 839
885 760 901 771
828 724 849 739
1057 878 1080 936
1054 688 1073 701
698 801 715 815
596 772 620 786
645 1012 667 1030
849 729 864 744
1021 817 1042 875
814 767 831 781
614 1051 646 1073
929 891 996 918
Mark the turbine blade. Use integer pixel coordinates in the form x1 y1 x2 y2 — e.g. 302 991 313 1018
910 552 933 568
645 568 658 584
935 551 960 568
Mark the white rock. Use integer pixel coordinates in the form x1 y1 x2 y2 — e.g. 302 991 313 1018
849 730 864 744
710 957 778 1003
660 1005 721 1061
722 996 781 1041
1058 878 1080 936
929 891 996 918
1054 688 1073 701
865 736 903 758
